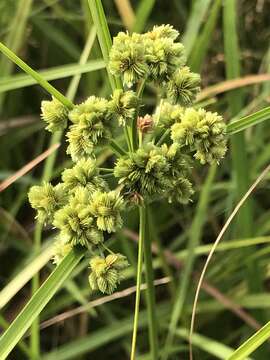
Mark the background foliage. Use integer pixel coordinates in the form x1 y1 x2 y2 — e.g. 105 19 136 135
0 0 270 359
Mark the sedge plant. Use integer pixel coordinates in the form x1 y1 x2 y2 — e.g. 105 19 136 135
27 24 227 359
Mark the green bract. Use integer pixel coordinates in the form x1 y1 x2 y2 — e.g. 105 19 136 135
28 23 227 295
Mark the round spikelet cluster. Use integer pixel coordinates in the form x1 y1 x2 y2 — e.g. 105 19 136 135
29 23 227 296
89 254 129 294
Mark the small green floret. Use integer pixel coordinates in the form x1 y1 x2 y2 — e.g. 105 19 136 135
53 188 103 247
90 191 124 233
67 96 114 160
167 66 201 105
62 158 108 193
28 182 66 223
109 32 148 87
89 253 129 294
41 97 68 132
109 89 138 126
171 108 227 164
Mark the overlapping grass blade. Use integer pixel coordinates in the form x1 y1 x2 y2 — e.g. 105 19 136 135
0 248 85 360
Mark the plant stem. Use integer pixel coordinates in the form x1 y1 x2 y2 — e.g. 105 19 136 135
0 41 73 109
143 207 158 360
130 206 146 360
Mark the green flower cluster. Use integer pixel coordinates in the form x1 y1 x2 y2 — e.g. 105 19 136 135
114 143 193 204
171 108 227 164
29 23 228 296
109 24 198 104
89 253 129 294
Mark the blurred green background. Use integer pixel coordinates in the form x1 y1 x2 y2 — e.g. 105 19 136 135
0 0 270 359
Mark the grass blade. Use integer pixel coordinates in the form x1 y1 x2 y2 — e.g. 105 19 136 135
227 106 270 135
0 248 85 360
88 0 121 90
132 0 155 33
0 60 105 93
182 0 212 58
228 321 270 360
0 41 73 109
0 244 54 309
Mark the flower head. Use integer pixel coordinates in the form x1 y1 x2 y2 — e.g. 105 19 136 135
89 253 129 294
67 96 114 160
114 143 171 199
144 28 185 82
154 101 184 128
62 158 108 194
171 108 227 164
41 97 69 132
109 89 138 126
89 191 124 233
109 32 148 87
53 188 103 247
28 182 67 224
167 66 201 105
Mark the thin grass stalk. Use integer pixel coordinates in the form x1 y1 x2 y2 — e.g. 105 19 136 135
223 0 264 321
162 165 217 360
130 206 146 360
143 207 158 359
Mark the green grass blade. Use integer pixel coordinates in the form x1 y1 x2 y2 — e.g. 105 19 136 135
228 321 270 360
132 0 155 33
162 165 216 360
0 248 85 360
87 0 121 90
0 60 105 93
227 106 270 135
0 41 73 109
143 207 158 360
182 0 212 58
0 244 54 310
189 0 221 71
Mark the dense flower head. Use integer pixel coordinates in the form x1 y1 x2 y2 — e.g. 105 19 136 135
29 23 228 297
62 158 108 194
89 253 129 294
154 101 184 128
89 191 124 233
167 66 201 105
41 97 69 132
171 108 227 164
28 182 67 223
67 96 114 160
167 177 194 204
53 188 103 247
144 29 186 82
114 143 171 199
109 32 148 87
109 89 138 126
147 24 179 41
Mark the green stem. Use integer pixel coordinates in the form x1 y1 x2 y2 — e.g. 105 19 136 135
156 129 170 146
0 41 73 109
130 206 146 360
143 207 159 360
